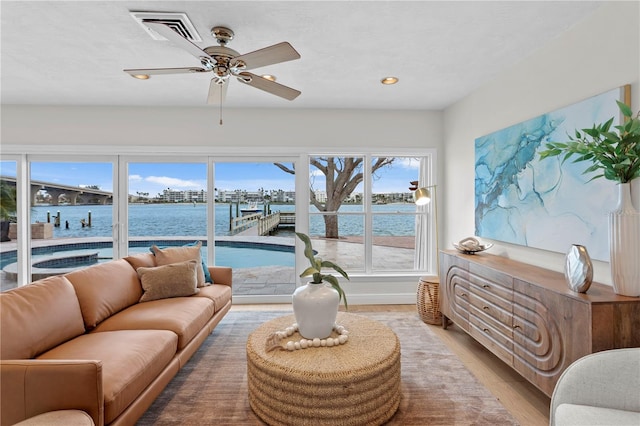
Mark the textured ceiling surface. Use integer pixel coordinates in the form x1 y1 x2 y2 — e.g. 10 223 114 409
1 1 601 110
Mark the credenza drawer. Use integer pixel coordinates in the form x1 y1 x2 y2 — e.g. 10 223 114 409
469 312 513 365
468 292 513 334
468 280 513 316
449 280 470 332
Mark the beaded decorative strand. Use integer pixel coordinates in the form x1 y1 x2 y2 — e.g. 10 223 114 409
265 323 349 352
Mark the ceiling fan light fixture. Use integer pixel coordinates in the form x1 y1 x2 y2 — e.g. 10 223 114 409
381 76 398 85
123 22 302 119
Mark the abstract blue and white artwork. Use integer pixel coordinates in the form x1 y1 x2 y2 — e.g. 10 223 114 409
475 87 624 261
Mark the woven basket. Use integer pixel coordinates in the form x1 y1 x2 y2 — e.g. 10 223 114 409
417 277 442 325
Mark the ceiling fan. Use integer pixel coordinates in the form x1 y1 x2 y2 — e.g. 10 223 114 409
124 22 301 107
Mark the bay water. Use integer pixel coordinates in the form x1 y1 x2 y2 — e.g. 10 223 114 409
31 203 418 239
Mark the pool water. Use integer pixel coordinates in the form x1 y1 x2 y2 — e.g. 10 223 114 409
213 246 294 267
0 241 295 271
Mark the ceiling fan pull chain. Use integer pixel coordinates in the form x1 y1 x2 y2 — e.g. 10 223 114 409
219 88 223 125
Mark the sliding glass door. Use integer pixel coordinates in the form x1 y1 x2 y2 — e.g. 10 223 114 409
122 157 298 300
28 160 116 282
126 161 208 256
214 160 297 298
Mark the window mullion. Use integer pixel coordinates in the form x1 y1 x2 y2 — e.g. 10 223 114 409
207 159 215 268
364 155 372 273
17 155 31 285
116 157 128 257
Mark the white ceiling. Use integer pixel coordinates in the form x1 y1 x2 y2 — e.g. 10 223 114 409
1 1 602 110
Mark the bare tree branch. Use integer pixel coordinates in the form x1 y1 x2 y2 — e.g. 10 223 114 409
273 156 396 238
273 162 295 174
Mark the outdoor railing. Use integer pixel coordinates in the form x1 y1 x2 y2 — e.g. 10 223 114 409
230 212 281 236
258 212 280 236
279 212 295 225
230 213 261 234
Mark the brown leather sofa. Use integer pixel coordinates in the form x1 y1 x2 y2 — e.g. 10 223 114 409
0 252 232 426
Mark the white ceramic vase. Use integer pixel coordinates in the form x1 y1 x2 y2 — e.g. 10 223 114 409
292 282 339 339
608 182 640 297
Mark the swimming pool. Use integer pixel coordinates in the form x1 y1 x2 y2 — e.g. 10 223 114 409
213 244 295 268
0 239 295 273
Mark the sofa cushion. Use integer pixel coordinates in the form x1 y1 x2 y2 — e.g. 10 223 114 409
555 403 640 425
65 259 142 330
91 297 215 350
0 276 85 359
123 252 155 270
194 284 232 312
151 242 206 287
138 260 199 302
38 330 177 425
149 242 213 284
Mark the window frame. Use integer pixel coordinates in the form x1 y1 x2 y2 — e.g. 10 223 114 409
305 150 437 278
2 147 437 304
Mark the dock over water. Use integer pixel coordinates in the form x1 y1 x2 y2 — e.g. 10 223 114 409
233 212 295 236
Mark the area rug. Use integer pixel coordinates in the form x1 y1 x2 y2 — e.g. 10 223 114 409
137 310 518 425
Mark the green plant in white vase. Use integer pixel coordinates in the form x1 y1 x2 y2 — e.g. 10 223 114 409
539 100 640 297
296 231 349 307
293 232 350 339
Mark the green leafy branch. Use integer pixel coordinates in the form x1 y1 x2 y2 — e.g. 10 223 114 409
539 100 640 183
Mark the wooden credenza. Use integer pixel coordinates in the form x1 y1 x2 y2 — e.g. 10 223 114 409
439 250 640 397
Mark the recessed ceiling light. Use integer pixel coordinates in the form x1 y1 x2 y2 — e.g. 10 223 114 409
131 74 150 80
262 74 277 82
381 77 398 85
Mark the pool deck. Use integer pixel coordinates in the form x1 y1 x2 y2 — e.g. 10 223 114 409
1 235 416 294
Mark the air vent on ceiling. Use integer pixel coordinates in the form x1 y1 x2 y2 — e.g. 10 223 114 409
130 12 202 42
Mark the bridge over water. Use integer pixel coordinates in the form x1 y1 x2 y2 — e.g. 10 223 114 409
1 176 113 206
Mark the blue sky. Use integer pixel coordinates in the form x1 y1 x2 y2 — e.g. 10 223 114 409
1 158 420 196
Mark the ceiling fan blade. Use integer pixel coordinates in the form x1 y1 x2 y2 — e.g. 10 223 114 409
237 72 301 101
124 67 207 76
232 42 300 71
207 79 228 105
144 21 211 63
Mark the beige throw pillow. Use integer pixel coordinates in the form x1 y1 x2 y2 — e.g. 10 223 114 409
152 242 206 287
138 260 199 302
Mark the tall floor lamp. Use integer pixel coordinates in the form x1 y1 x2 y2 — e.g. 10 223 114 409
410 182 442 325
412 184 439 276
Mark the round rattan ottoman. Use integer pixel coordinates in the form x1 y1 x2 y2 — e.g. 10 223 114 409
246 312 401 426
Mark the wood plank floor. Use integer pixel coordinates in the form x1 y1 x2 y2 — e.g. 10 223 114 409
232 303 550 426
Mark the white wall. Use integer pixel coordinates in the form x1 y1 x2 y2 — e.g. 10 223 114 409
2 107 441 151
442 1 640 285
